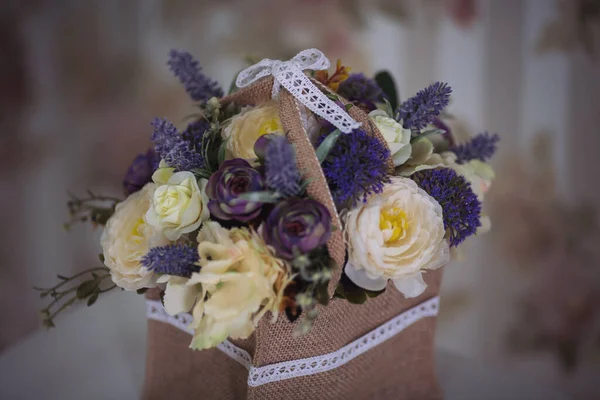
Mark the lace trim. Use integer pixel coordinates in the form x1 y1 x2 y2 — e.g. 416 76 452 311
146 296 439 387
235 48 361 133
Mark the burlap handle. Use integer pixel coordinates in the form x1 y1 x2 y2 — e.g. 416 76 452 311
220 76 394 296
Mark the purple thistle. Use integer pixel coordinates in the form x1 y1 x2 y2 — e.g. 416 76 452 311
123 148 159 195
151 117 204 171
167 50 223 102
451 132 500 164
414 168 481 247
398 82 452 130
319 129 391 207
337 73 384 110
255 135 302 197
141 243 200 278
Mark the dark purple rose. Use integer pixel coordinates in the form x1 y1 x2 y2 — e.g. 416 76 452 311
206 159 265 221
262 198 332 259
337 73 384 111
123 148 159 195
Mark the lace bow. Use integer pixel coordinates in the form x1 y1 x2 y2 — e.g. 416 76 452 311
236 48 361 134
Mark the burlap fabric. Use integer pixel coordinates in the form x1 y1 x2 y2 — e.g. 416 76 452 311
141 77 443 399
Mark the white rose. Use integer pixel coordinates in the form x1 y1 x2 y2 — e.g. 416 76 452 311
345 177 449 298
101 184 169 291
369 110 412 166
145 171 209 241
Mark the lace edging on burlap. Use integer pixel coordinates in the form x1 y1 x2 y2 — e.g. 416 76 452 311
146 296 439 387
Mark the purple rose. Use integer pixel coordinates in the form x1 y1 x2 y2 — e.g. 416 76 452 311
262 198 332 259
206 159 265 221
123 149 159 195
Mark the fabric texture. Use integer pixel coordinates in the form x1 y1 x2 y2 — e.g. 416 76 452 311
142 78 443 399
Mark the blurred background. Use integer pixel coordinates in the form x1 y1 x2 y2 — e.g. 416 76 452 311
0 0 599 399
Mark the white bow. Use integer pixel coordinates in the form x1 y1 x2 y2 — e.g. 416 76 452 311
236 48 361 134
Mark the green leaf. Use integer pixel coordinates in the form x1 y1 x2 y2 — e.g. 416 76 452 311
316 129 342 163
365 288 386 298
374 70 398 110
136 287 149 295
326 93 339 102
344 103 353 111
410 128 445 144
237 191 282 203
383 98 395 119
87 292 99 307
218 137 229 165
76 280 99 299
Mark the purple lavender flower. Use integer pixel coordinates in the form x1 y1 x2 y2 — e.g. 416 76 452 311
319 129 391 207
451 132 500 164
262 198 332 260
337 73 384 110
414 168 481 247
398 82 452 130
123 148 159 195
182 119 210 151
142 243 199 278
206 159 265 221
167 50 223 102
254 134 302 197
151 117 204 171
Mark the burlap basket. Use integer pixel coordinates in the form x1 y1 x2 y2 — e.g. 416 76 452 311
142 76 444 400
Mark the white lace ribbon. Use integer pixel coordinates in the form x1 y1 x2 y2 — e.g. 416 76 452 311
235 48 361 134
146 296 439 387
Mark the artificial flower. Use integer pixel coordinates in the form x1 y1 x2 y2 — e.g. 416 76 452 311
262 198 332 259
151 118 205 171
205 158 265 221
320 128 391 207
167 49 223 101
369 109 412 166
222 101 283 160
397 82 452 130
414 168 482 247
254 134 302 197
398 139 495 202
123 148 159 195
183 222 289 350
337 73 384 110
451 131 500 164
145 171 209 240
344 177 449 298
100 184 169 291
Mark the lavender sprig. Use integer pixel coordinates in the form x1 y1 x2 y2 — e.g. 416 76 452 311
142 243 199 278
259 135 302 197
167 50 223 102
151 117 204 171
451 132 500 164
398 82 452 130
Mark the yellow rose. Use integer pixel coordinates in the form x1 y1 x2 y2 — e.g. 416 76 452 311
369 110 412 166
345 177 449 298
145 171 209 241
222 101 284 160
184 222 288 350
100 184 169 291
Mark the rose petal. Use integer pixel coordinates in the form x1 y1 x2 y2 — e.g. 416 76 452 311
345 262 388 291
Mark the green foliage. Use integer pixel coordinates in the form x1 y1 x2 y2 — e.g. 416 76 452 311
335 273 386 304
316 129 342 163
374 70 398 110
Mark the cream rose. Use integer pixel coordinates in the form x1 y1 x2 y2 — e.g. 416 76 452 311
100 184 169 291
222 101 284 160
369 110 412 166
159 222 289 350
345 177 449 298
145 171 209 241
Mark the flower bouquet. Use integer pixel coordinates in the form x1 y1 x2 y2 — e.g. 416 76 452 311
38 49 498 399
